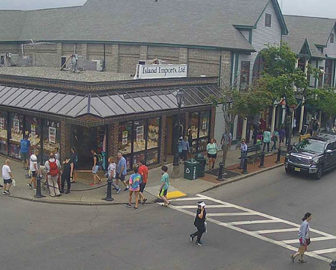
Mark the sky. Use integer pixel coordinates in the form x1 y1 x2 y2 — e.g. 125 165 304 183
0 0 335 18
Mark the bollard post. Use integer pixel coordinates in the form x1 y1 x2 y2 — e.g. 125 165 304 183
35 175 45 198
103 179 114 201
276 148 281 163
217 162 224 181
243 157 248 174
259 152 265 168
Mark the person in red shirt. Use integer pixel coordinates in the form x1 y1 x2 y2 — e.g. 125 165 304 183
138 160 149 204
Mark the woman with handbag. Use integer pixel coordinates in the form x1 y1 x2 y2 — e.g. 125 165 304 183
290 212 312 263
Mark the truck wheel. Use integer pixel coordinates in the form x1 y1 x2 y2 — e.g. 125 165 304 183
285 167 291 175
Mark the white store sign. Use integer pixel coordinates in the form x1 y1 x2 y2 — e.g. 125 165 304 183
135 64 187 79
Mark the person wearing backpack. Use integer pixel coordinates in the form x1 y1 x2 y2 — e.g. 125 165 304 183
90 149 102 186
44 152 61 197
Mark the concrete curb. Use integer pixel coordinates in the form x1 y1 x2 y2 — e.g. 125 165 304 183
200 163 284 193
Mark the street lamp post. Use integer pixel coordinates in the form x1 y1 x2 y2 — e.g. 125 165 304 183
172 89 184 178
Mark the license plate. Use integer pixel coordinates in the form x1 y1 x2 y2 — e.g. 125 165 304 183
294 167 301 172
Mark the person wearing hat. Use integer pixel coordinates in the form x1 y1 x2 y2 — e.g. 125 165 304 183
190 201 207 246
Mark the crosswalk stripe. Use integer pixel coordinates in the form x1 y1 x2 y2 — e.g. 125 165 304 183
173 205 232 209
312 248 336 255
255 228 298 234
207 212 258 217
283 236 336 244
229 220 279 225
172 197 206 201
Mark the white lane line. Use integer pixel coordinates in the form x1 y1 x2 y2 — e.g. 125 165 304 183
207 212 258 217
196 194 336 239
172 197 207 201
283 236 336 244
256 228 298 234
168 205 331 264
230 220 279 225
312 248 336 255
173 205 232 209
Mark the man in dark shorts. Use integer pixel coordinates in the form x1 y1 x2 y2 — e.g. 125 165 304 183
20 135 30 170
116 152 129 191
2 159 14 195
28 149 39 190
138 160 148 204
61 155 73 194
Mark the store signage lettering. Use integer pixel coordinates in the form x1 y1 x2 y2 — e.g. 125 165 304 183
49 127 56 144
135 64 187 79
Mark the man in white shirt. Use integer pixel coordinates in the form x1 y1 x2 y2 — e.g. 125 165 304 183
28 149 39 190
2 159 14 195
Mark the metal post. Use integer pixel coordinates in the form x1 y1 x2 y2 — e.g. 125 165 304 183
103 179 114 201
35 175 45 198
259 152 265 168
217 162 224 181
172 100 182 177
276 148 281 163
243 157 248 174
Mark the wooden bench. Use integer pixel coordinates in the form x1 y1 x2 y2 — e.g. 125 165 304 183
239 144 262 164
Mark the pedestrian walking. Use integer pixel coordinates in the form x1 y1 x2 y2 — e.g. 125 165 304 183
90 149 101 186
279 126 286 144
190 201 207 246
20 135 30 170
271 129 279 151
159 165 170 207
60 156 72 194
188 129 193 158
177 136 183 160
290 212 312 263
107 157 121 194
2 159 14 195
44 153 61 197
262 128 271 152
221 131 232 167
127 166 141 209
181 137 190 161
239 139 248 169
207 138 218 170
138 160 148 204
116 152 129 191
55 147 60 161
28 149 39 190
70 147 78 183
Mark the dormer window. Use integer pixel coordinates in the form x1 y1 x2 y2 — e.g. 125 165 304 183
265 13 272 27
331 33 334 43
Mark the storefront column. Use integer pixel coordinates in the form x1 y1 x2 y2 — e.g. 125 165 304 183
60 121 71 161
241 118 247 140
210 107 216 140
271 105 276 133
299 97 305 133
160 116 167 164
107 122 119 158
232 115 238 140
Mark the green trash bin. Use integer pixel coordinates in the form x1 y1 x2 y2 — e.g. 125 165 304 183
184 159 199 180
195 153 206 177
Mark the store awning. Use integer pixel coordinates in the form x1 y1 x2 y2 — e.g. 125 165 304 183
0 83 221 119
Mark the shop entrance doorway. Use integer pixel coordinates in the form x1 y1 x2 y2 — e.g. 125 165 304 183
165 115 185 160
71 125 107 170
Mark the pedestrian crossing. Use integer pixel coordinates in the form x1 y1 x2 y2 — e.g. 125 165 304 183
168 194 336 264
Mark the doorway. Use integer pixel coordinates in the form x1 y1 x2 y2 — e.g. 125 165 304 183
71 125 106 169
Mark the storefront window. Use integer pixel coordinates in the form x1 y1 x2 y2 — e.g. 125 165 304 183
147 149 159 166
147 118 160 150
133 120 146 152
199 111 210 138
198 137 208 153
119 121 132 155
43 120 60 162
133 152 146 166
25 116 42 154
190 112 199 139
9 113 24 158
0 111 8 155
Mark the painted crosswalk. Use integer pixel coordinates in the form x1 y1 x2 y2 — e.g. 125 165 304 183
168 194 336 264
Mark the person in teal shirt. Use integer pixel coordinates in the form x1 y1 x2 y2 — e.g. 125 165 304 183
263 129 271 152
207 138 218 170
159 165 170 207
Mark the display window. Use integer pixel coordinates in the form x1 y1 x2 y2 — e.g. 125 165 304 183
0 111 8 155
25 116 42 154
133 120 146 152
119 121 132 155
43 120 60 162
190 112 199 139
147 118 160 150
199 111 210 138
146 149 159 166
133 152 146 166
9 113 24 158
188 111 211 153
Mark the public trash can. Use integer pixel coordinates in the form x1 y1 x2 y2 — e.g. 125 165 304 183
195 153 206 178
184 159 199 180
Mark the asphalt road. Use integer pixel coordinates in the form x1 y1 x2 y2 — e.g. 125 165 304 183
0 166 335 270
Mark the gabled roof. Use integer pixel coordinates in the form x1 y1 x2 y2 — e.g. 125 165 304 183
283 15 336 58
0 0 286 52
